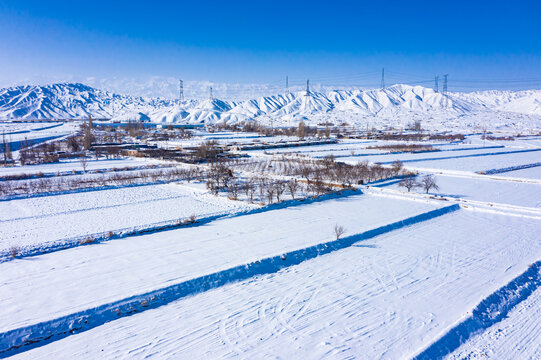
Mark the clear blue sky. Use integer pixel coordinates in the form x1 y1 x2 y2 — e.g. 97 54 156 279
0 0 540 90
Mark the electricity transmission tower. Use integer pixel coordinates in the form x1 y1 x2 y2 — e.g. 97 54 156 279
381 68 385 90
286 76 289 94
434 76 439 93
178 80 184 102
305 79 310 96
209 87 214 101
442 74 448 107
443 74 448 94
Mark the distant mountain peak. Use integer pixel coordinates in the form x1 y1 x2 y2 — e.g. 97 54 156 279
1 83 540 131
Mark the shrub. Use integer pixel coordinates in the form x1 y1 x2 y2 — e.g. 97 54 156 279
9 246 20 258
79 237 95 245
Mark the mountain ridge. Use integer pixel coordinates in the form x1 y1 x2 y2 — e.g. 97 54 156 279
1 83 541 130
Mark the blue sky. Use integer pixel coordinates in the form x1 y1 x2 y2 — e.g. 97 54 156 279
0 0 540 91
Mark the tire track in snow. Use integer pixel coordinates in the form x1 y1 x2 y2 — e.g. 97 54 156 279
0 204 460 357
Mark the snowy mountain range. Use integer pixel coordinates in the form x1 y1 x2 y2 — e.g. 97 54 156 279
1 83 541 130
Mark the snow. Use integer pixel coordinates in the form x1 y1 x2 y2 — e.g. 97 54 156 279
336 146 518 164
0 183 255 251
0 158 163 177
384 174 541 208
339 148 541 174
2 83 541 132
8 210 540 359
446 288 541 360
0 122 63 134
494 165 541 180
1 98 541 357
0 193 441 336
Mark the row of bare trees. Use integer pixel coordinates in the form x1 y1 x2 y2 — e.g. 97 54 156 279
0 167 200 197
204 161 324 204
221 156 405 186
399 174 440 194
204 157 406 205
211 120 333 140
19 142 59 165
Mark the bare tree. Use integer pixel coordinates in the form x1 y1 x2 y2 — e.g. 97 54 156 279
184 168 195 183
398 176 418 192
322 155 335 170
67 136 80 152
228 182 239 200
287 179 299 199
297 121 306 140
196 140 220 160
206 179 218 195
420 174 439 194
334 224 346 240
274 181 286 202
258 178 267 202
80 157 88 173
208 162 233 189
244 179 255 202
266 185 275 204
2 132 7 165
83 123 94 151
391 160 403 176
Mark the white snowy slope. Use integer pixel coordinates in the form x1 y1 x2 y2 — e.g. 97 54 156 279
0 83 175 120
1 83 541 129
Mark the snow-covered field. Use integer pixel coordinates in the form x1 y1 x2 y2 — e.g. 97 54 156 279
447 287 541 360
0 122 63 134
0 125 540 358
384 174 541 208
7 210 540 359
494 165 541 180
0 193 442 335
339 148 541 174
0 122 77 144
0 183 255 251
0 158 163 177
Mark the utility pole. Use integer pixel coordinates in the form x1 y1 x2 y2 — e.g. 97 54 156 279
179 79 184 103
381 68 385 90
434 76 439 93
305 79 310 97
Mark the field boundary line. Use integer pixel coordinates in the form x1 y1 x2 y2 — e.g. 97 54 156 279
0 204 460 357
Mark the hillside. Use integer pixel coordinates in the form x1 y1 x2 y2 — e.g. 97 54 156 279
1 83 540 131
